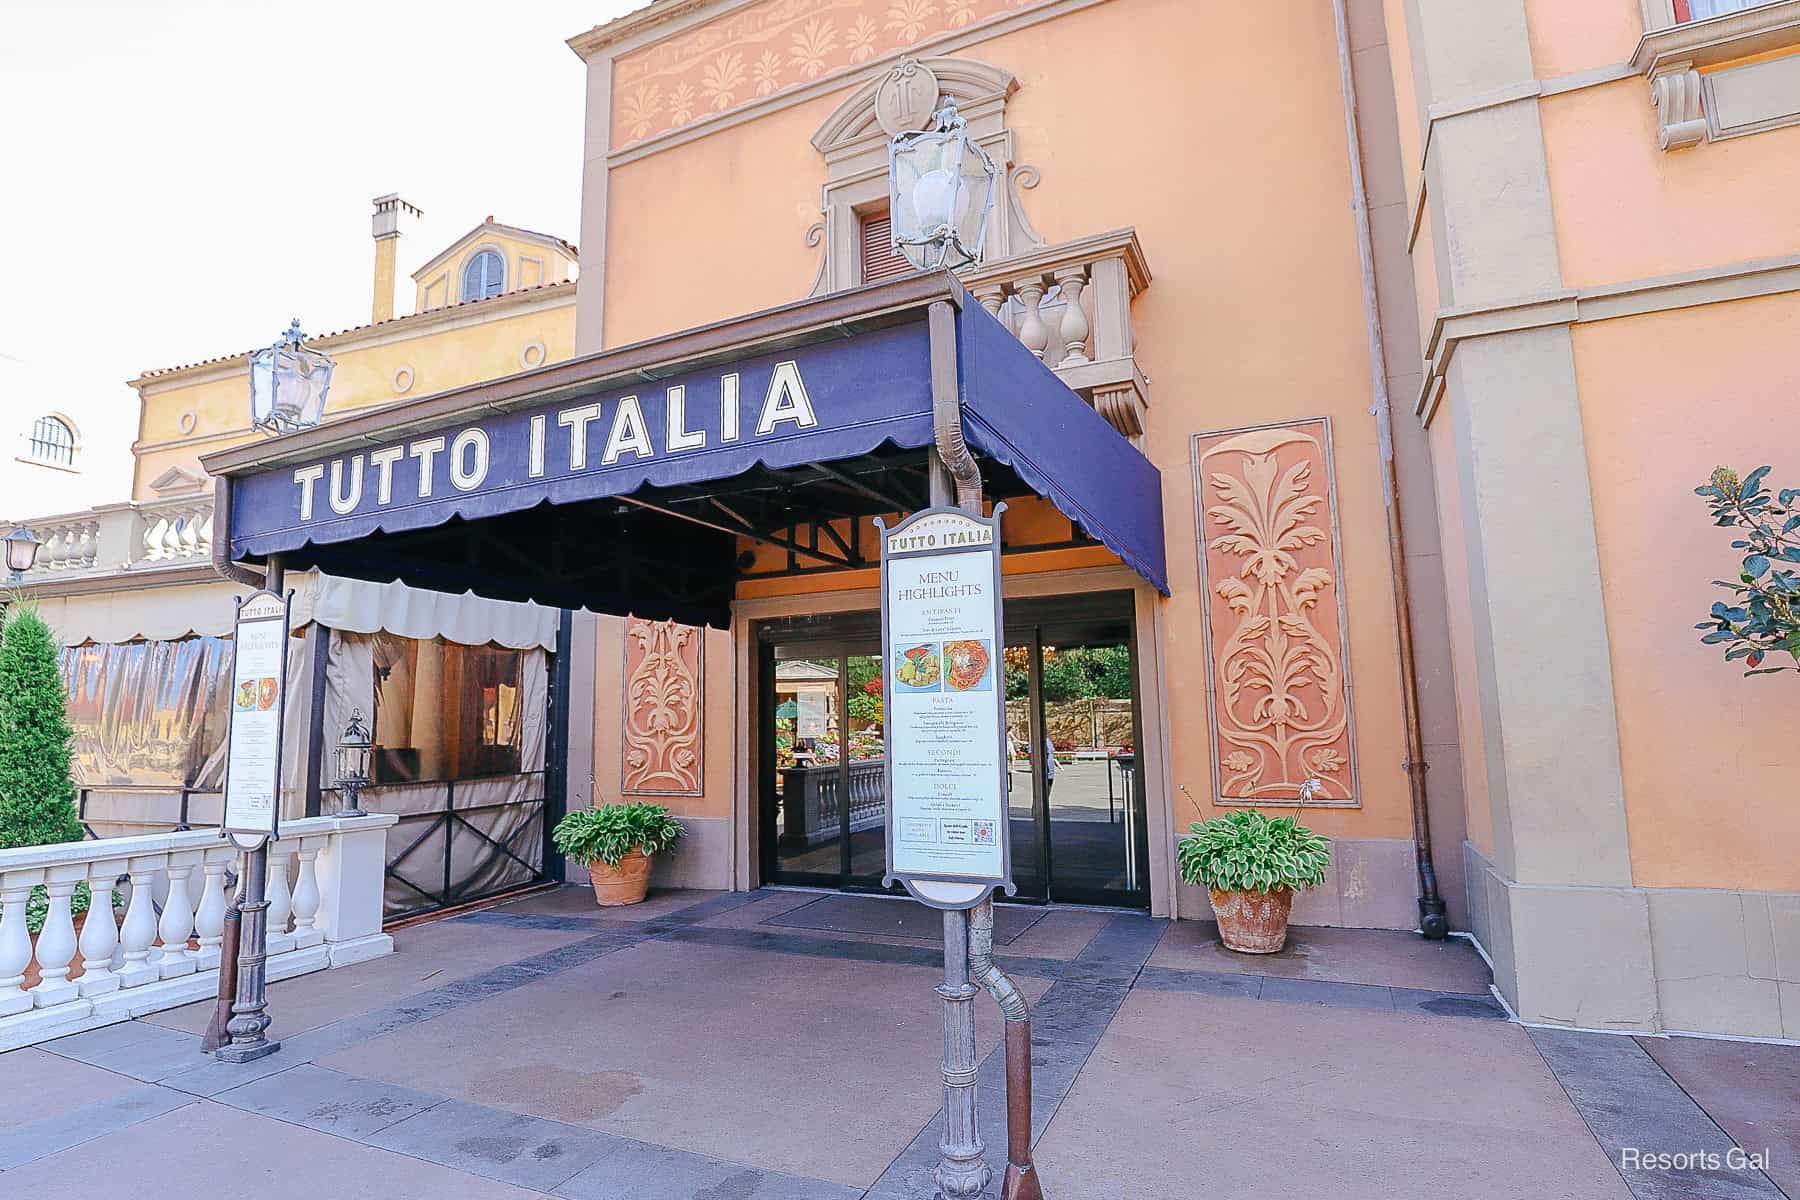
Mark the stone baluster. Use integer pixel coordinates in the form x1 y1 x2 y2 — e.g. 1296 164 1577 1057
192 848 232 970
1015 276 1049 361
156 851 201 978
30 866 85 1008
196 505 215 558
291 842 323 949
972 282 1007 329
117 857 162 988
1052 265 1091 366
266 844 295 955
77 858 126 997
0 869 43 1017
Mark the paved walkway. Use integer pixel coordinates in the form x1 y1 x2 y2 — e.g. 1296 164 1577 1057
1 887 1793 1198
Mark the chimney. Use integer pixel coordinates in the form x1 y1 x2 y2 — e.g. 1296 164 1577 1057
370 193 422 323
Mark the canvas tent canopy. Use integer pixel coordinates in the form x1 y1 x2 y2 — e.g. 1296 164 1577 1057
203 274 1168 627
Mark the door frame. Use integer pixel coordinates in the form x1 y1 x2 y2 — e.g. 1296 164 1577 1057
739 565 1172 911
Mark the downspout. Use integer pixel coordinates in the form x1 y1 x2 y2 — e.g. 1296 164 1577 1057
1330 0 1448 938
927 292 1041 1199
928 295 983 512
210 475 267 589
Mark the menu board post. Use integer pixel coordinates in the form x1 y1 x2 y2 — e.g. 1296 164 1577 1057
215 587 289 1063
878 504 1012 911
222 589 289 844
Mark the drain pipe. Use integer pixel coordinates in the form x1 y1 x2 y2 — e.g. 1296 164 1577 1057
928 294 1041 1197
969 900 1041 1200
1330 0 1448 938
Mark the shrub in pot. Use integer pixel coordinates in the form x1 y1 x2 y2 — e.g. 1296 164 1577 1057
552 803 685 906
1176 809 1330 953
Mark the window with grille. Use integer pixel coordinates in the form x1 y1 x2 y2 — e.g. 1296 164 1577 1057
859 211 914 284
461 250 506 302
28 415 76 465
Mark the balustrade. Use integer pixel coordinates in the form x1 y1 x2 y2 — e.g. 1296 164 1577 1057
21 494 216 580
964 228 1152 443
0 814 396 1051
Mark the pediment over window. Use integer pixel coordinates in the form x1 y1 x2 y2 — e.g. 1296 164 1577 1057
806 55 1045 297
147 464 209 497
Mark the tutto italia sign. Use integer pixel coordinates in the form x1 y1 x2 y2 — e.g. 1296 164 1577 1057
227 323 934 554
878 505 1013 906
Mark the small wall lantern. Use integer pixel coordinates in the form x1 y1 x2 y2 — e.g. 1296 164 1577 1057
887 96 999 272
249 319 334 435
334 709 373 818
3 527 42 581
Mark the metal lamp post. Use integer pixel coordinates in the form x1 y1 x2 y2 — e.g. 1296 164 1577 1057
334 710 373 818
217 332 332 1063
888 96 1000 272
887 102 1034 1200
248 319 334 435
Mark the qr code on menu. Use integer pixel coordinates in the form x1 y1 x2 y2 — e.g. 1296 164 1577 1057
972 821 996 844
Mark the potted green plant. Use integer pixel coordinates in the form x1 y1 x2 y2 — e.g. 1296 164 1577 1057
1176 809 1331 953
551 802 685 906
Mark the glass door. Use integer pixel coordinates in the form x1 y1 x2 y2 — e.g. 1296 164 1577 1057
762 640 893 891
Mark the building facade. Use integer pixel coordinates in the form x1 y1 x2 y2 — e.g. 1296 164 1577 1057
1391 0 1800 1037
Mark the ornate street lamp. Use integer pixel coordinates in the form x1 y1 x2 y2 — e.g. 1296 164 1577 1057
334 710 373 818
3 526 42 583
248 319 334 435
888 96 1000 272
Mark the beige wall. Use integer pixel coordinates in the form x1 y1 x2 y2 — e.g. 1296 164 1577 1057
132 297 577 501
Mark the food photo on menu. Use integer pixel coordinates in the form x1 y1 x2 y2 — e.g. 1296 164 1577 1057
943 639 992 692
894 642 942 691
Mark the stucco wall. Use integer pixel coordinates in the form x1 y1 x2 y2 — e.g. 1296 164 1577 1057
1572 293 1800 893
593 0 1418 855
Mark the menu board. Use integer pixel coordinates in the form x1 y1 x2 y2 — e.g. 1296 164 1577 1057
880 507 1011 893
222 590 288 838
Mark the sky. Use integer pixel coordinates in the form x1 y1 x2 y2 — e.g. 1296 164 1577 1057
0 0 646 501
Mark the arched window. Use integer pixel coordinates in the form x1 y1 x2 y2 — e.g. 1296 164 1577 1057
28 415 76 466
461 250 505 301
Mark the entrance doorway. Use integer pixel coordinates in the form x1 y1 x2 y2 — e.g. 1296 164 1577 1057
757 591 1149 906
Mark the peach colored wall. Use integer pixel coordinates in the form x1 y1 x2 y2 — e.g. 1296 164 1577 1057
1424 403 1493 859
1523 0 1639 80
1539 78 1800 288
594 0 1417 846
1572 293 1800 892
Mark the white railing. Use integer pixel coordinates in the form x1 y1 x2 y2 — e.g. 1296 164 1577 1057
965 228 1152 442
20 492 216 580
0 813 397 1052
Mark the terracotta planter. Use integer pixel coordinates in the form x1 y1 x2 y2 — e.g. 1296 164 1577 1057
587 849 653 906
1208 886 1294 954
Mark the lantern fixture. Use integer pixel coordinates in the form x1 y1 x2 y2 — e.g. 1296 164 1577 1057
3 526 42 580
887 96 1000 272
248 319 334 435
334 709 374 818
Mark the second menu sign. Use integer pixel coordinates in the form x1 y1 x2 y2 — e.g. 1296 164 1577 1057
879 506 1012 894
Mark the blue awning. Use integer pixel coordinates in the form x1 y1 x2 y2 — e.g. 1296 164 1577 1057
206 275 1166 627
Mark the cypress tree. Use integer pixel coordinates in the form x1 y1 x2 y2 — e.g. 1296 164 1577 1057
0 604 83 850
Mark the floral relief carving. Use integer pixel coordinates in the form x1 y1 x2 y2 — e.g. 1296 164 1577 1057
1192 420 1358 807
611 0 1056 147
701 51 745 110
622 618 705 796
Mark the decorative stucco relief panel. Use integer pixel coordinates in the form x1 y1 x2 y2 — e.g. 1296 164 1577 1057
612 0 1054 147
1191 419 1359 808
622 618 705 796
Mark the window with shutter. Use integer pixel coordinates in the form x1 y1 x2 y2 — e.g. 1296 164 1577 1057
461 250 506 302
859 212 914 284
